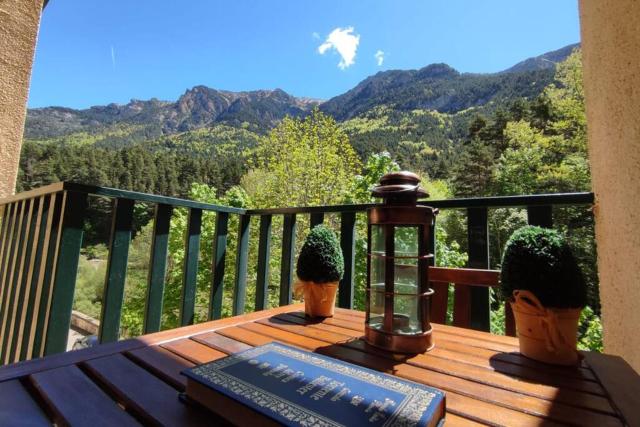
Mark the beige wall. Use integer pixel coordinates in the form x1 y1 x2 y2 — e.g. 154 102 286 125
0 0 45 198
580 0 640 371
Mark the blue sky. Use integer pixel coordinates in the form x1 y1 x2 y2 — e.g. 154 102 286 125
28 1 580 109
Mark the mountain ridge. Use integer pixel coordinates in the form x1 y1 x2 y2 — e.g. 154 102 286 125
25 43 579 140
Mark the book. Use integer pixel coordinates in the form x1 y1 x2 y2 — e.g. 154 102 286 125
182 342 446 426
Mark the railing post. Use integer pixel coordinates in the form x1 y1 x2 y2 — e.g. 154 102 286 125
338 212 356 308
20 195 52 361
33 194 63 358
8 196 42 363
233 215 251 315
279 214 296 306
527 205 553 228
209 212 228 320
0 201 26 359
1 199 32 363
255 215 272 311
143 204 172 334
99 198 135 343
0 203 15 310
467 207 490 331
44 191 88 356
0 202 19 319
180 208 202 326
310 212 324 229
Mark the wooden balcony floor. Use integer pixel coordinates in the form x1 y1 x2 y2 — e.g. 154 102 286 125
0 303 633 426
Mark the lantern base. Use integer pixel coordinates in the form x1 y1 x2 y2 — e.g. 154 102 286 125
364 324 434 354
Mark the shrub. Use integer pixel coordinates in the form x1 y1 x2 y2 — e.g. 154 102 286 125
501 226 587 308
296 225 344 284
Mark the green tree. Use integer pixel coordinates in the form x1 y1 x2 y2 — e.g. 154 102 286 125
451 138 497 197
494 50 590 195
248 108 361 208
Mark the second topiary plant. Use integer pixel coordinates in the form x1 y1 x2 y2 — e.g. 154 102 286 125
295 225 344 317
501 225 587 365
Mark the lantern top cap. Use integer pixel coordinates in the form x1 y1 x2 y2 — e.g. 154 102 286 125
372 171 429 201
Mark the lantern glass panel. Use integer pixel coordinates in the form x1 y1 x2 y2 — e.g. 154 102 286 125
371 225 385 255
369 290 384 330
394 258 418 294
371 256 385 291
392 295 421 334
394 226 418 257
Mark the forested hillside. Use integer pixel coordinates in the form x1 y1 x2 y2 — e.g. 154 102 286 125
17 44 601 350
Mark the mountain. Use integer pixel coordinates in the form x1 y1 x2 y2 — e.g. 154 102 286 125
25 87 318 140
320 65 554 121
502 43 580 73
24 43 579 142
320 43 579 121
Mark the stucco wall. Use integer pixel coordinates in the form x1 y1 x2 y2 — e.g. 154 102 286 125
0 0 44 198
579 0 640 371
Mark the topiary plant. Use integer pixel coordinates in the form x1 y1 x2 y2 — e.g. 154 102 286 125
501 226 587 308
296 225 344 284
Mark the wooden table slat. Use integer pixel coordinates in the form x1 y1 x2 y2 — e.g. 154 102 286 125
215 325 277 348
191 330 253 354
0 337 145 383
256 315 355 344
29 364 140 426
0 380 51 426
84 353 210 426
126 345 193 391
276 312 364 338
162 338 227 364
443 413 488 427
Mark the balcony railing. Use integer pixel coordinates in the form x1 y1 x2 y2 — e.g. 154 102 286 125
0 182 594 364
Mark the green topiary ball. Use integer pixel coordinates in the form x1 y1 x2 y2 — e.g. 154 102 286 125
296 225 344 284
501 226 587 308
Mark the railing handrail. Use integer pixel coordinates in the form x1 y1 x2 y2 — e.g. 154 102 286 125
1 182 594 214
246 192 594 215
1 182 245 214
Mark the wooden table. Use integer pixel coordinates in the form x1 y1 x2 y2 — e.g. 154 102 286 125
0 304 637 426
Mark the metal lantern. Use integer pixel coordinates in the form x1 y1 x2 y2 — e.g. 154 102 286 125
365 171 437 353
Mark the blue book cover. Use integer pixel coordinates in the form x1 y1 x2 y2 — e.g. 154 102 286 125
182 342 446 427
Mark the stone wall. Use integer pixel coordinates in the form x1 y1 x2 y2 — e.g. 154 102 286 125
0 0 44 198
580 0 640 371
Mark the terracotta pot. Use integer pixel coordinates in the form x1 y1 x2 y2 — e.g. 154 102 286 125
510 290 582 366
294 281 338 317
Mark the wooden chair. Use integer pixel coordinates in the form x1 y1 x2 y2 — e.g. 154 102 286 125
428 266 516 336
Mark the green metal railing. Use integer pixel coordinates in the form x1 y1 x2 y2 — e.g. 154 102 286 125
0 182 594 364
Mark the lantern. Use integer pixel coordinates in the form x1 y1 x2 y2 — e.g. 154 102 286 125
365 171 437 353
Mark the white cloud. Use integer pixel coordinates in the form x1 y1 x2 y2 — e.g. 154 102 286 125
317 27 360 70
374 50 384 66
110 45 116 70
312 32 320 40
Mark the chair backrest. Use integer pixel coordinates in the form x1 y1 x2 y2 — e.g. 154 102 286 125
428 266 515 336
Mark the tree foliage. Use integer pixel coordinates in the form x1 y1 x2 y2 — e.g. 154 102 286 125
248 108 361 208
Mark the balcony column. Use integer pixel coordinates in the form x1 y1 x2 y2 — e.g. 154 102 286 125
0 0 45 198
579 0 640 371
